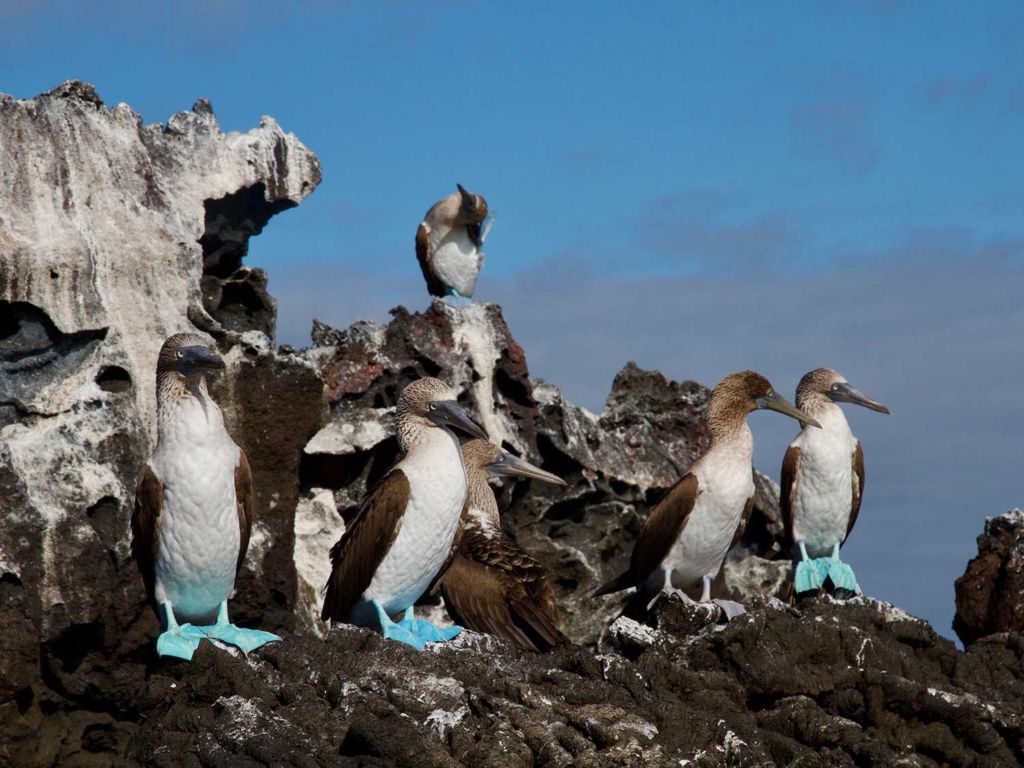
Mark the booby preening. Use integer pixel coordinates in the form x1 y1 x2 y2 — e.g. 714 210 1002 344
781 368 889 596
415 183 493 303
132 333 279 660
594 371 820 619
321 377 488 649
439 440 568 652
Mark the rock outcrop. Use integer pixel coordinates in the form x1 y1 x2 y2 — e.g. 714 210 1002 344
122 596 1024 767
294 304 787 641
954 508 1024 646
0 82 325 764
2 82 1022 768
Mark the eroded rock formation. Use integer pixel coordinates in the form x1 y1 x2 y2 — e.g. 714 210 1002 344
0 82 325 763
954 508 1024 646
1 82 1022 768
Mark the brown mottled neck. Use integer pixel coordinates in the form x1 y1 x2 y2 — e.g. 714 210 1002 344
463 463 501 532
156 373 212 422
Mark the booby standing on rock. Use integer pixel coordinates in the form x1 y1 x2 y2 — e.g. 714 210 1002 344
321 378 488 649
594 371 820 619
132 333 280 661
781 368 890 596
416 183 493 304
439 439 568 652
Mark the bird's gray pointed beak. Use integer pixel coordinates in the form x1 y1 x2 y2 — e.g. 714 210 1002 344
180 345 226 372
428 400 488 439
830 383 890 414
487 452 567 486
756 391 821 428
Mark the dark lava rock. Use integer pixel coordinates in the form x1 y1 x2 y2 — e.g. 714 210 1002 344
121 598 1024 767
954 509 1024 647
297 305 787 642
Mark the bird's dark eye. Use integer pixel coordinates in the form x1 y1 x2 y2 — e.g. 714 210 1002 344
832 383 840 391
176 350 184 359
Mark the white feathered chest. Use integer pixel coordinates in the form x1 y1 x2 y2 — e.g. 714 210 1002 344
150 393 241 623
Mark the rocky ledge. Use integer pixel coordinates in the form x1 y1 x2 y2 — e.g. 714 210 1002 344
124 596 1024 767
1 83 1023 767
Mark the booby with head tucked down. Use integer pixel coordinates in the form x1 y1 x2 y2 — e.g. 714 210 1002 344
439 439 568 652
321 377 488 649
416 183 493 303
781 368 890 596
132 333 280 661
594 371 820 619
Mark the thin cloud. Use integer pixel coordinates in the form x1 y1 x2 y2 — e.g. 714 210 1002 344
788 66 881 174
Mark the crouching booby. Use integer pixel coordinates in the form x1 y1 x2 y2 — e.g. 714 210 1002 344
415 183 493 304
132 333 280 661
781 368 890 596
321 378 488 649
439 440 568 652
594 371 820 619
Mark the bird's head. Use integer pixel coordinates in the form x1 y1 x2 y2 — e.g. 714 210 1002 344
461 439 567 486
397 378 488 445
456 183 488 223
797 368 890 414
157 333 225 382
708 370 820 436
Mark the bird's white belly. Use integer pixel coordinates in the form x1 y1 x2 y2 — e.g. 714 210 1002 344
792 450 853 557
151 400 241 623
432 229 482 297
663 458 753 587
356 432 467 622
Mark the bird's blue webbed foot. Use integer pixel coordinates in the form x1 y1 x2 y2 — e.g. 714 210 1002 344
156 627 203 660
794 541 824 594
441 291 473 308
373 601 426 650
155 603 204 660
823 545 859 595
398 607 462 643
195 602 281 653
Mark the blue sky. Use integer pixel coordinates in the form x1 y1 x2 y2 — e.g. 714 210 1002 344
3 1 1022 639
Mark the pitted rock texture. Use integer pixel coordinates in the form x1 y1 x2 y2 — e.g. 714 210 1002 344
954 508 1024 646
121 597 1024 768
0 82 324 766
296 303 787 640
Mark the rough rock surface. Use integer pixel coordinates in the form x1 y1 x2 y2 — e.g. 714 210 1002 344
123 597 1024 767
0 82 325 766
3 81 1023 768
296 304 786 640
954 508 1024 646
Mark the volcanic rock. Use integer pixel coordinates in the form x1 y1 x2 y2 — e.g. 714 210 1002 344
122 596 1024 767
0 82 323 765
954 508 1024 646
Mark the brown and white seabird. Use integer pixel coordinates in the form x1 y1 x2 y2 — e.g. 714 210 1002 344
321 377 488 649
594 371 820 618
132 333 279 660
439 439 568 652
781 368 890 596
415 183 493 303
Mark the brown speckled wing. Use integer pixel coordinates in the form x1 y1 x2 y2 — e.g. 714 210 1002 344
780 446 801 546
235 449 254 574
321 469 409 623
848 442 865 542
131 463 164 608
441 527 566 652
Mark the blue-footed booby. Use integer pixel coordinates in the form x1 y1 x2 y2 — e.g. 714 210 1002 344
132 333 280 661
594 371 820 619
439 440 568 652
781 368 890 597
321 378 488 649
415 183 493 303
